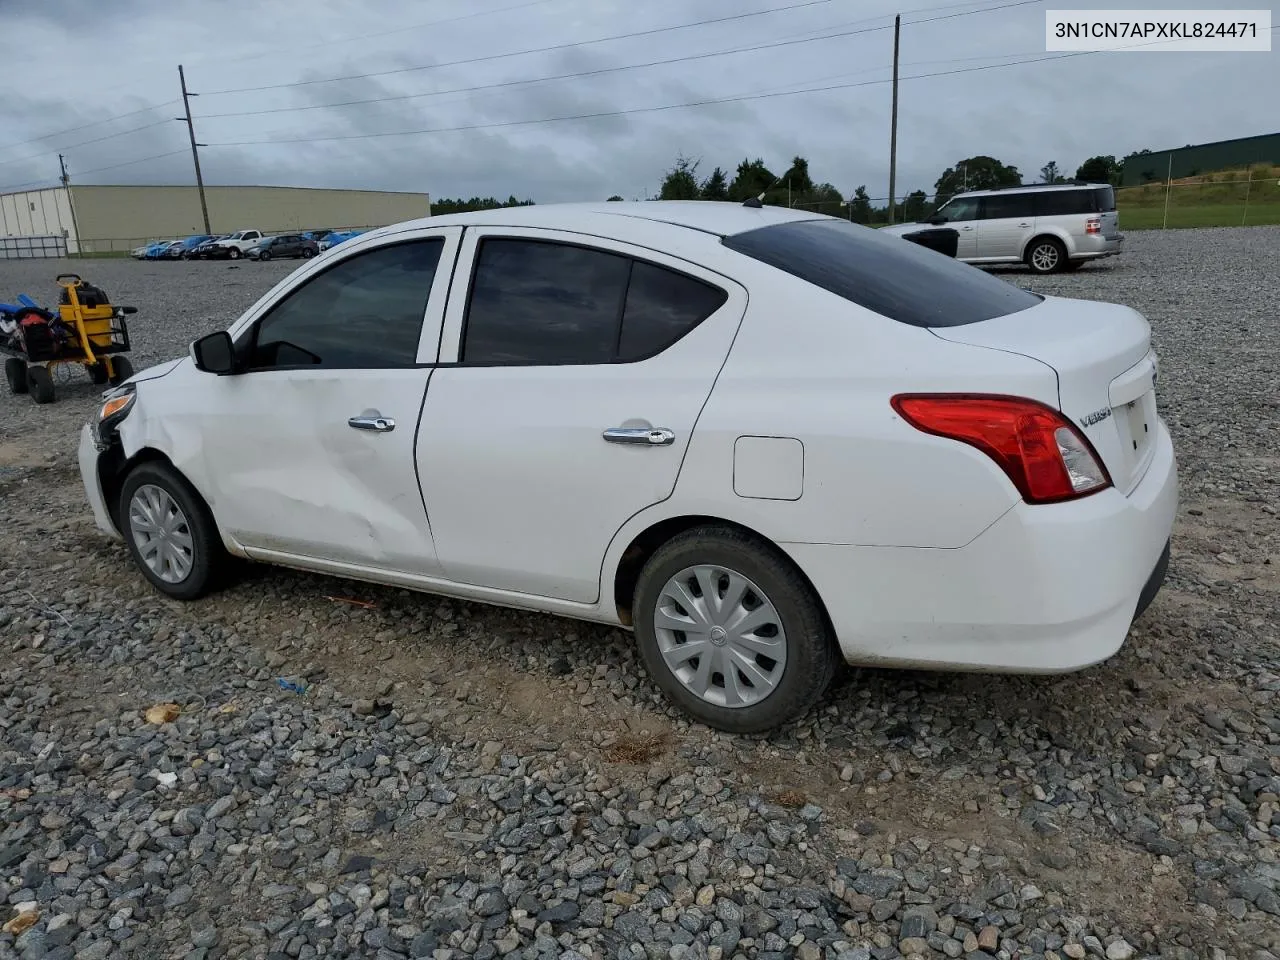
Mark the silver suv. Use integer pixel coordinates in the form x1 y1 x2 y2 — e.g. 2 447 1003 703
882 182 1123 274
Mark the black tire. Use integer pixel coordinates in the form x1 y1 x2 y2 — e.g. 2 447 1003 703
632 525 838 734
301 247 315 258
109 356 134 385
228 247 241 260
26 365 54 404
4 357 27 395
1026 236 1067 274
258 249 271 261
119 461 226 600
88 361 109 384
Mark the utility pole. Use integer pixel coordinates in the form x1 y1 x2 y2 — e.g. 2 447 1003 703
59 153 83 257
177 65 212 235
887 14 901 224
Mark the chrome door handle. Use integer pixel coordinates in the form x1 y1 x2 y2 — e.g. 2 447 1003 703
348 414 395 432
603 426 675 445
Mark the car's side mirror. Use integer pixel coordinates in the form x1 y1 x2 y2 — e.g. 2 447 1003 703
191 330 237 375
927 215 947 225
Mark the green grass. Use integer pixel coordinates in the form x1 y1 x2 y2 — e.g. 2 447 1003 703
1117 200 1280 230
1117 165 1280 229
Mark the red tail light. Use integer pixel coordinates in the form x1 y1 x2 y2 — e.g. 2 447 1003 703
1086 217 1101 234
891 394 1112 504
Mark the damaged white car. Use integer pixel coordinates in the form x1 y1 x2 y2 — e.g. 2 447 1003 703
78 200 1176 733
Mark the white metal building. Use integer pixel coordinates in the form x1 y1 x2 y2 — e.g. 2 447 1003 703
0 184 432 257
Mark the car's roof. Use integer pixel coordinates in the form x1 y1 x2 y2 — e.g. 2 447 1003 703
952 182 1110 198
401 200 829 238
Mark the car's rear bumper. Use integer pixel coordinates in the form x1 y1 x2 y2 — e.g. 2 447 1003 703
1073 234 1124 260
78 423 120 540
783 418 1177 673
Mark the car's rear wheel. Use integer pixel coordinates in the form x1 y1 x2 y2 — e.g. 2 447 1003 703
119 461 225 600
1026 237 1067 274
632 525 838 734
302 248 315 258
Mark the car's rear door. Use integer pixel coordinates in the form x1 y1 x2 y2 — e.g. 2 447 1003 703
197 228 463 574
416 226 747 603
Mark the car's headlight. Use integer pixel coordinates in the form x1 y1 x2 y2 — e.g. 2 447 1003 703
96 384 136 443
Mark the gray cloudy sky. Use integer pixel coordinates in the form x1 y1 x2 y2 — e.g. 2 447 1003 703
1 0 1275 203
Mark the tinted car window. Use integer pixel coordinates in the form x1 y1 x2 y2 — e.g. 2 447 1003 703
980 193 1037 220
1035 189 1097 216
934 196 979 222
248 239 443 369
462 239 631 364
721 219 1041 328
617 262 728 361
1094 185 1116 211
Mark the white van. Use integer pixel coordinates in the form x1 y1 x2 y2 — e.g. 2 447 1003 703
882 182 1123 274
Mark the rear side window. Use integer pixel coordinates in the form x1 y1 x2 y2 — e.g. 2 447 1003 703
461 239 727 364
1094 185 1116 211
721 219 1041 328
1035 190 1097 216
618 262 727 361
980 193 1037 220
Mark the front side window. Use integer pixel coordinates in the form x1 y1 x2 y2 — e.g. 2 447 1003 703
247 239 443 369
461 239 727 365
934 196 979 222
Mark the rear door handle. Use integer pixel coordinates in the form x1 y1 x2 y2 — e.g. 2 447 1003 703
603 426 675 445
349 414 395 432
1018 222 1031 227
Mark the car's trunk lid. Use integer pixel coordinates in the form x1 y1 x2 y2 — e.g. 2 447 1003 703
931 294 1158 494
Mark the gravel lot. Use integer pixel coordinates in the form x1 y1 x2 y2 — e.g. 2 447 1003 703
1 229 1278 960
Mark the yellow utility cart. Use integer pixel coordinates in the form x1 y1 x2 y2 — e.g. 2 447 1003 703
1 274 136 404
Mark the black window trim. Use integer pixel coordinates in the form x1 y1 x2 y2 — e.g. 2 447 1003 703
451 233 732 369
235 235 454 373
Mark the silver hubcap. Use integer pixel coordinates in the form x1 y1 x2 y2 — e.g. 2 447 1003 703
653 565 787 709
1032 244 1059 271
128 484 194 583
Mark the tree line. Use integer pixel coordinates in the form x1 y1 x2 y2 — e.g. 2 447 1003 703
642 152 1129 224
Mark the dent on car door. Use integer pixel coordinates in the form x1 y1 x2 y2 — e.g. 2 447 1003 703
201 231 462 572
418 229 748 603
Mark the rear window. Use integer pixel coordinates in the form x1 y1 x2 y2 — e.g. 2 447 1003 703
1035 189 1097 216
720 219 1041 328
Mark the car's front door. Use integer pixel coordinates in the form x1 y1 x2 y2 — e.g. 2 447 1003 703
417 227 748 603
196 228 462 574
934 196 980 258
975 193 1036 261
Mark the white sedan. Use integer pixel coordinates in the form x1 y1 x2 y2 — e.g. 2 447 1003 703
77 201 1177 734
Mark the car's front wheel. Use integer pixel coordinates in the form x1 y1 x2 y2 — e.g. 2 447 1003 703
228 247 241 260
632 525 838 734
119 462 225 600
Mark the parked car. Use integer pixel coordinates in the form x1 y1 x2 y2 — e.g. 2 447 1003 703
249 233 319 261
182 235 221 259
130 245 150 259
140 240 176 260
163 235 213 260
879 182 1123 274
78 201 1175 733
317 229 364 251
205 229 264 260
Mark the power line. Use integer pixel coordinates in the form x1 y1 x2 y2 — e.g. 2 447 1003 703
0 149 189 195
205 48 1101 149
0 100 179 156
194 0 1045 123
0 118 178 170
198 0 934 97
